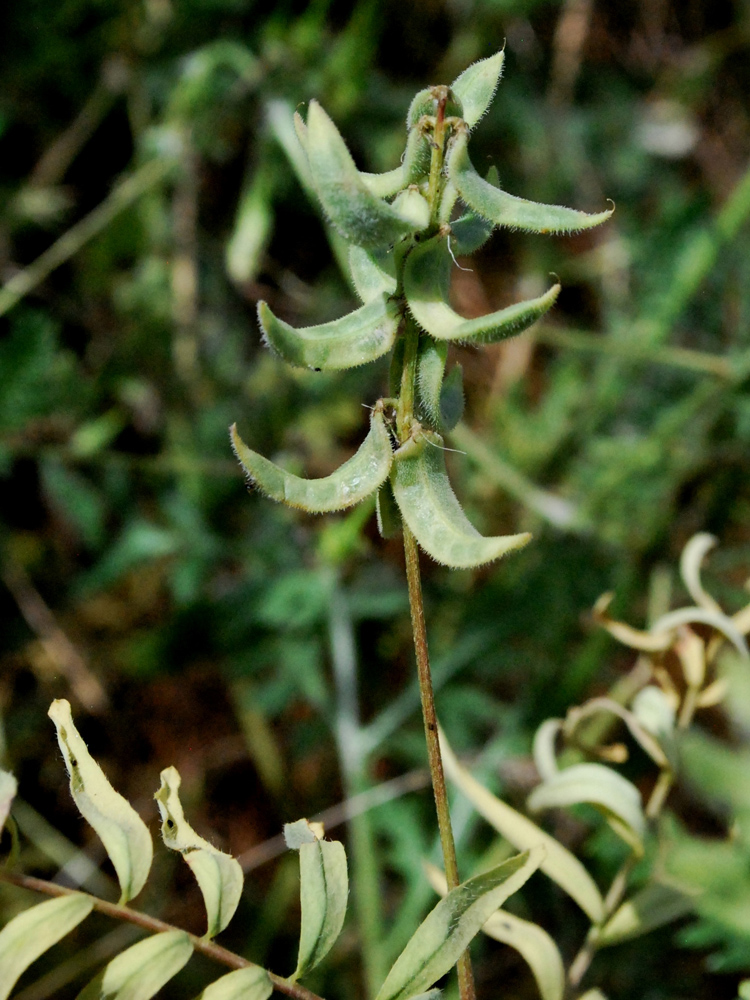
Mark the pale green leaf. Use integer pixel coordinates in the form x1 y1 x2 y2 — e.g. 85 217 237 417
439 729 605 924
194 965 273 1000
155 767 243 939
306 100 420 248
258 293 399 371
231 406 393 514
375 849 544 1000
404 234 560 343
527 763 645 850
0 894 93 1000
448 131 613 234
577 991 608 1000
451 50 505 129
76 930 193 1000
426 862 564 1000
48 699 153 903
283 818 321 849
598 882 694 947
349 245 397 304
390 430 531 568
0 769 17 833
291 833 348 979
376 480 402 539
360 127 432 199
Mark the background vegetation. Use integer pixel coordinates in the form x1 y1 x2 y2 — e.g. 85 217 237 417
1 0 750 997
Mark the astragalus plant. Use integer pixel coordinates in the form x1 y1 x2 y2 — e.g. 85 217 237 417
0 52 619 1000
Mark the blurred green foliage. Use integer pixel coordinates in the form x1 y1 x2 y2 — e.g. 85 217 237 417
1 0 750 997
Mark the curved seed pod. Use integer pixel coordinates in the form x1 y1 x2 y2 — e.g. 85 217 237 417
349 245 397 303
391 186 431 231
306 100 421 248
231 407 393 513
258 293 399 370
450 50 505 129
376 480 401 539
448 131 613 234
449 166 499 255
405 235 560 343
416 340 465 432
390 429 530 568
360 127 432 199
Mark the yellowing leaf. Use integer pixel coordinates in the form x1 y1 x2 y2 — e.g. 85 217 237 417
439 729 604 924
48 699 153 903
0 894 93 1000
155 767 243 939
76 930 192 1000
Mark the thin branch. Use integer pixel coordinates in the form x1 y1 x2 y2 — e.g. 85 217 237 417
0 869 325 1000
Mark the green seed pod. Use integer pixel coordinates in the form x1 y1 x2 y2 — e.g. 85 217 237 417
349 245 397 304
404 234 560 343
391 187 431 232
449 166 499 255
360 127 432 199
450 50 505 129
231 406 394 513
306 100 421 249
391 429 531 568
447 131 614 234
258 293 400 370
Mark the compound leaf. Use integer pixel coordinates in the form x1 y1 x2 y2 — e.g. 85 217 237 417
76 930 192 1000
258 293 399 370
404 234 560 343
527 763 645 852
194 965 273 1000
287 822 348 980
155 767 243 939
374 849 543 1000
448 131 613 234
0 894 93 1000
426 863 564 1000
306 100 422 248
439 730 605 924
48 699 153 904
231 406 393 514
390 431 530 568
451 50 505 129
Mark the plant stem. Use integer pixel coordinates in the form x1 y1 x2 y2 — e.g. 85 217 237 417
403 525 476 1000
0 869 324 1000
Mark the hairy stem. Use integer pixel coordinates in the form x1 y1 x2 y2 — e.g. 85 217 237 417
0 869 324 1000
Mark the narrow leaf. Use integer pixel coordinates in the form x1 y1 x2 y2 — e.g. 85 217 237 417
404 234 560 342
155 767 243 939
451 50 505 129
527 763 645 850
360 126 432 198
258 293 399 370
225 165 274 285
375 848 544 1000
0 895 93 1000
290 831 348 979
349 245 397 304
679 532 722 613
76 930 192 1000
598 882 694 947
390 430 531 568
194 965 273 1000
0 769 17 833
48 699 153 903
231 406 393 514
426 863 564 1000
306 100 421 248
448 131 613 234
439 729 605 924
